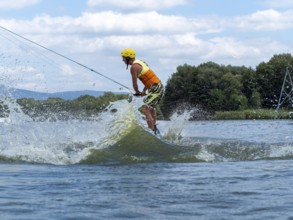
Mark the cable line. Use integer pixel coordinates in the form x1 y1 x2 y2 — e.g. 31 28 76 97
0 25 134 93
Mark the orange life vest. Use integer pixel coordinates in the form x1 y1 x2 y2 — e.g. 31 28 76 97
133 59 160 89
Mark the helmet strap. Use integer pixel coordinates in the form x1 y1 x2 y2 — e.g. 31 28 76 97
126 57 131 69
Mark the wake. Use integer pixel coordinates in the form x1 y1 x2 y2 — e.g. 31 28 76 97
1 95 293 165
0 97 186 164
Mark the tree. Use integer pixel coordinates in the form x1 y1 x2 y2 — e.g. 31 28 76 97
218 73 247 110
210 89 226 110
256 53 293 108
161 61 253 115
242 68 260 108
160 53 293 118
249 90 262 109
160 64 195 117
192 62 224 109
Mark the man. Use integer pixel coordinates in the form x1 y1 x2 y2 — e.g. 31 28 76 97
121 48 164 135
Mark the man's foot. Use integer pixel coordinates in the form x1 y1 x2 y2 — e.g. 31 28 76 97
153 124 160 135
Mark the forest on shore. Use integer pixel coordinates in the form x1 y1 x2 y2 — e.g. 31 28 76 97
1 53 293 120
161 53 293 119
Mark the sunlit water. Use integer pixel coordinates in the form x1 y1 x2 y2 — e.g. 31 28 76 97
1 98 293 219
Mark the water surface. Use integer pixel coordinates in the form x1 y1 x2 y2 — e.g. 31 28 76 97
1 100 293 219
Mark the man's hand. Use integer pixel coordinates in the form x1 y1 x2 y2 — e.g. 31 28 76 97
133 92 142 96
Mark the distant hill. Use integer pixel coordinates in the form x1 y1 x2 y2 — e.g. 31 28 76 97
0 87 124 100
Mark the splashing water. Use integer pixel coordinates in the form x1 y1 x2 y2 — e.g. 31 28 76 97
1 93 293 165
163 110 192 143
1 98 32 124
0 94 192 164
0 98 139 164
0 85 32 124
129 96 191 142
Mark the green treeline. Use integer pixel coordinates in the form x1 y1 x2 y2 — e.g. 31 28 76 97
16 92 128 121
160 53 293 118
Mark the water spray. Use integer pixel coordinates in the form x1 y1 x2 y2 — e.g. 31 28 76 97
0 25 134 94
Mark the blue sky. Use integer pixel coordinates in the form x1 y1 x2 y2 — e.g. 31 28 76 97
0 0 293 93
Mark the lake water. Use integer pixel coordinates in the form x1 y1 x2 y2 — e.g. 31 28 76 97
1 99 293 219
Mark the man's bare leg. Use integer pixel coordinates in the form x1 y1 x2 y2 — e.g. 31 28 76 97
144 105 155 130
144 105 160 134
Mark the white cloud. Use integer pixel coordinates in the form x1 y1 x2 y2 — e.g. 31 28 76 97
264 0 293 8
1 11 220 38
60 64 77 76
0 0 40 9
0 11 222 57
1 5 293 92
8 8 292 44
78 11 218 34
232 9 293 31
0 64 46 90
87 0 188 11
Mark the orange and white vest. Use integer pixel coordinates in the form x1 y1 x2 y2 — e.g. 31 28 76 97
133 59 160 89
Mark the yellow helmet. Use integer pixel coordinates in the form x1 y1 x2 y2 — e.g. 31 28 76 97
121 48 135 59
